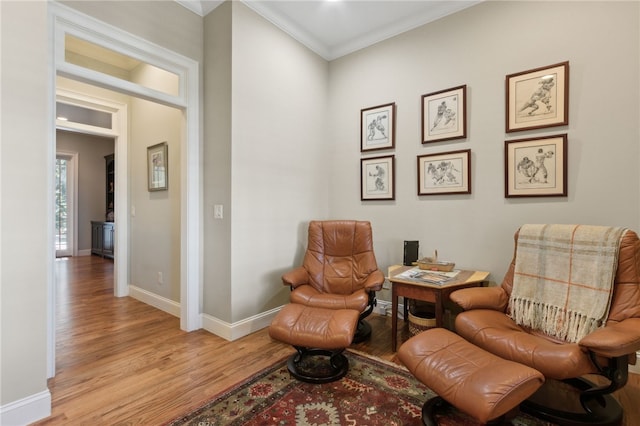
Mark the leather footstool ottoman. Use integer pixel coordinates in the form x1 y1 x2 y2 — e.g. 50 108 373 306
398 328 544 425
269 303 359 383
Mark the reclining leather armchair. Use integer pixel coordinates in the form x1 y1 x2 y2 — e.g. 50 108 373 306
451 226 640 425
281 220 385 342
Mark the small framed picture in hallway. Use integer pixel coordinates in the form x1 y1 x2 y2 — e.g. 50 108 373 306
147 142 168 191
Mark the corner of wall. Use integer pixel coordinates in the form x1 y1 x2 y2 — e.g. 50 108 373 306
201 305 283 341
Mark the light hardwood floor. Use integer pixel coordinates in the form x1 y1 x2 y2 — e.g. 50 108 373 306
34 256 640 425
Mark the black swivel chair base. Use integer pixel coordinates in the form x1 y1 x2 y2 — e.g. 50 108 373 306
421 396 445 426
420 396 508 426
287 347 349 384
521 377 623 426
351 320 372 343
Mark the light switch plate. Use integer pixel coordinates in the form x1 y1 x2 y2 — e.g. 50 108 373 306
213 204 223 219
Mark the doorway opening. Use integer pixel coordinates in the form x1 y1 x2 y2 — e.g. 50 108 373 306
50 3 202 379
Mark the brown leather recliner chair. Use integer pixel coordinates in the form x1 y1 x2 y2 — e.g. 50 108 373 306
451 226 640 425
281 220 385 342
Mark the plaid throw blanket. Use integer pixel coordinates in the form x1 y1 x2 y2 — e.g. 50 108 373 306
509 224 627 343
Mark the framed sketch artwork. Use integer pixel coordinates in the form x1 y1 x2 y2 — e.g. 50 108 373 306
361 102 396 152
421 85 467 144
417 149 471 195
506 61 569 132
361 155 395 200
505 134 567 198
147 142 168 191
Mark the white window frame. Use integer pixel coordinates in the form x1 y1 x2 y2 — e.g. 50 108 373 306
54 151 78 258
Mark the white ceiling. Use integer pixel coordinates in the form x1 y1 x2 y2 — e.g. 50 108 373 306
176 0 482 60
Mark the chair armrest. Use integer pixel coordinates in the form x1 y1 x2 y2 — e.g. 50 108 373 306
579 318 640 358
281 267 309 288
363 269 385 292
450 286 509 312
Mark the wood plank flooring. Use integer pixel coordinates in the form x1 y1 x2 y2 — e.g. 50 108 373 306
34 256 640 425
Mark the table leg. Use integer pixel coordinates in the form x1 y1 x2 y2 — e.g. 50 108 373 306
404 297 409 322
435 292 443 328
392 286 398 352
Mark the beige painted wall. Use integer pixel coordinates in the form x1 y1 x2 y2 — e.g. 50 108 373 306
203 2 328 323
1 0 51 410
202 2 331 322
227 3 330 322
60 0 203 63
129 93 182 302
328 1 640 301
203 2 233 320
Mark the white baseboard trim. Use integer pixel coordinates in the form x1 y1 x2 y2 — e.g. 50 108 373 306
630 351 640 375
202 305 283 341
374 300 405 319
121 286 286 342
128 285 181 318
0 389 51 426
76 249 91 256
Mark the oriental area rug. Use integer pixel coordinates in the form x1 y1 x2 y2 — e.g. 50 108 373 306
167 350 553 426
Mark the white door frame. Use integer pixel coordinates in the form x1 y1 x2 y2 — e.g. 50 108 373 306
56 89 126 263
48 3 202 378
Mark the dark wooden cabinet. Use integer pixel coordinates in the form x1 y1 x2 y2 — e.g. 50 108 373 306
92 154 115 259
91 221 114 259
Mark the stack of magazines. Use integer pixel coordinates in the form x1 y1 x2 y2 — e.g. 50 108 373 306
397 267 460 284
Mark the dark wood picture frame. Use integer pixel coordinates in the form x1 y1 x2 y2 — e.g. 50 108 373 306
506 61 569 132
361 155 395 200
421 85 467 144
505 134 567 198
360 102 396 152
147 142 168 192
417 149 471 195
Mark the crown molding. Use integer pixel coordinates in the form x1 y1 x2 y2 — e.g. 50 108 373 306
175 0 224 17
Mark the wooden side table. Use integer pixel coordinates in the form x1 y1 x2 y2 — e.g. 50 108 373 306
388 265 490 351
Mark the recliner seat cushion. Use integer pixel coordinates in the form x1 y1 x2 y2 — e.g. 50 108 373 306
455 309 596 380
290 285 369 312
269 304 359 349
